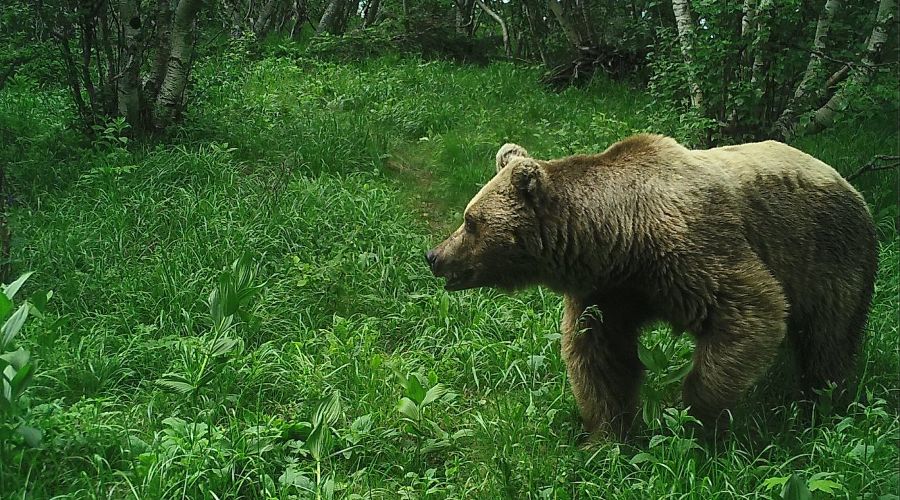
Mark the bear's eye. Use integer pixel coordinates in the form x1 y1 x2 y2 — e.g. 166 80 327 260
465 216 477 234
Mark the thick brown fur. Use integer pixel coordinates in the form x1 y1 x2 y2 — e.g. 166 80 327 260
427 134 878 440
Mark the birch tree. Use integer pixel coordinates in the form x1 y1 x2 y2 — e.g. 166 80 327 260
548 0 590 51
671 0 703 110
318 0 347 34
475 0 510 57
37 0 203 134
153 0 203 129
749 0 773 89
805 0 896 135
363 0 381 27
773 0 841 140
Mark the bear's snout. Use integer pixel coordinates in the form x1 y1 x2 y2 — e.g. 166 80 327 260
425 249 439 273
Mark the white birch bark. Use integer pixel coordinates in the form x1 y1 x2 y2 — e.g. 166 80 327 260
117 0 142 129
672 0 703 110
774 0 841 140
145 0 172 102
363 0 380 27
807 0 895 134
548 0 587 50
740 0 756 38
475 0 510 57
153 0 202 129
749 0 773 88
318 0 346 34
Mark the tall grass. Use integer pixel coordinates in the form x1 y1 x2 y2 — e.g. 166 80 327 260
0 54 896 498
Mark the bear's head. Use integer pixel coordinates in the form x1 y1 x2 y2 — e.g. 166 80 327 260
426 143 548 291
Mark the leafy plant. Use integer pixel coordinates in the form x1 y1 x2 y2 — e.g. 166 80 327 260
157 254 262 403
392 367 471 458
0 272 50 454
763 472 847 499
638 334 693 427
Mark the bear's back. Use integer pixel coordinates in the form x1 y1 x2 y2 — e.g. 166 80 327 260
693 140 853 194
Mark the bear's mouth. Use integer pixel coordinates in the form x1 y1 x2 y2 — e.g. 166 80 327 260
443 270 476 292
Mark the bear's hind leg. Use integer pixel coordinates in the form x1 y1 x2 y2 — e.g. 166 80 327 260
561 296 645 440
683 264 788 431
791 293 870 399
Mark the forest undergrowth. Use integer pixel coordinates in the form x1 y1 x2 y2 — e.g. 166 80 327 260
0 53 897 498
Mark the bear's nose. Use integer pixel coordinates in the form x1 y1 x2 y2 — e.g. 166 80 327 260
425 250 438 271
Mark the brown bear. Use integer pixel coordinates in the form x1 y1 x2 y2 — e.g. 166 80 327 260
426 134 878 439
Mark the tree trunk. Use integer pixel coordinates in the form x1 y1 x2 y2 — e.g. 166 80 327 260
548 0 587 50
118 0 142 131
153 0 202 130
454 0 477 36
318 0 346 34
749 0 773 88
805 0 895 135
254 0 280 37
740 0 756 38
145 0 172 103
363 0 380 27
78 22 100 117
671 0 703 110
339 0 360 32
57 31 93 127
290 0 309 38
773 0 841 140
98 8 119 115
522 1 548 65
475 0 510 57
577 0 596 47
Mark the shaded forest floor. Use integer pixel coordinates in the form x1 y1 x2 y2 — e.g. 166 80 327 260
1 55 898 498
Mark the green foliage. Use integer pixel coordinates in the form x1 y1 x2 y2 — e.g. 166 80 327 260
1 52 897 498
0 272 51 457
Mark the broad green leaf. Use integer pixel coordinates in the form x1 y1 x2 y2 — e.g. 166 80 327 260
397 397 420 421
0 348 30 370
808 479 844 494
28 290 50 316
848 442 874 460
313 391 343 427
762 476 790 491
661 360 694 386
350 414 372 434
10 363 34 399
306 421 333 462
209 336 240 357
422 383 450 407
279 467 313 491
406 373 426 404
420 438 451 455
0 294 11 321
630 452 656 465
4 271 34 300
781 474 812 500
156 375 195 394
651 346 668 370
1 304 29 349
637 342 660 371
16 425 42 447
451 429 475 440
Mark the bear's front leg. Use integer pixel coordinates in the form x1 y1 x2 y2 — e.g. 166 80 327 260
561 296 644 440
683 263 788 432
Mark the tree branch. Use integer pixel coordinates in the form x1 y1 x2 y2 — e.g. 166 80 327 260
846 155 900 182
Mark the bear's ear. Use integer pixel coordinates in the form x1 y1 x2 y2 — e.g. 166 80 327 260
495 143 530 173
509 158 545 199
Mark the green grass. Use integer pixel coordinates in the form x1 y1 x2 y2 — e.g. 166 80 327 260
0 55 897 498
